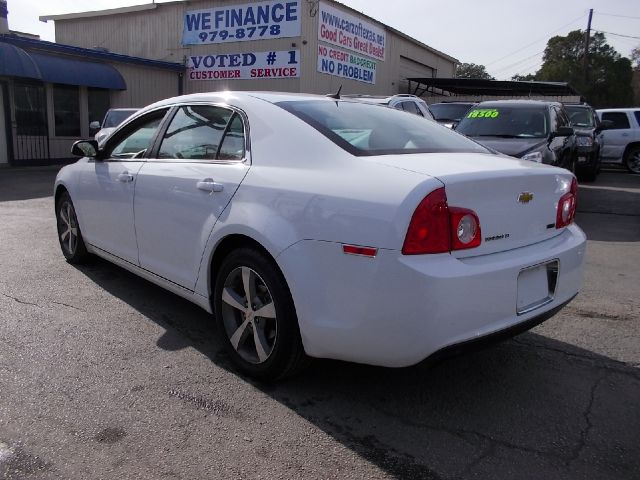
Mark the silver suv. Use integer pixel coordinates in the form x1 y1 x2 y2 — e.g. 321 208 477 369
596 108 640 173
343 94 435 120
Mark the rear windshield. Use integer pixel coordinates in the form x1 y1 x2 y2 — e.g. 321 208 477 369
456 106 550 139
430 103 474 122
276 100 489 156
565 106 594 128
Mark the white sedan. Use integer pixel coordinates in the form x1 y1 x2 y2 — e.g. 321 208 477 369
55 91 586 380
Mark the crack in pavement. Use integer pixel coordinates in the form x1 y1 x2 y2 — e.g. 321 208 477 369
567 373 607 466
511 338 640 381
51 301 86 312
0 292 42 308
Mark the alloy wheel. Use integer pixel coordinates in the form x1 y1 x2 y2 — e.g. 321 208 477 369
58 201 79 256
220 266 277 364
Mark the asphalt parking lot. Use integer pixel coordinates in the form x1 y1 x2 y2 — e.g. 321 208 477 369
0 166 638 480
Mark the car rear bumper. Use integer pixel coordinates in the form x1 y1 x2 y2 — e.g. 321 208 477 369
277 224 586 367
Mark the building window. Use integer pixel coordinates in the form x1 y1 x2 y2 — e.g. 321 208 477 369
88 88 110 132
53 85 80 137
14 83 47 136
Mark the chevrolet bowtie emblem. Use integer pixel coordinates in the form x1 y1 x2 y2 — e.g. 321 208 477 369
518 192 534 204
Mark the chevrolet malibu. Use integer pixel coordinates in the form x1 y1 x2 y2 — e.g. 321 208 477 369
55 92 586 380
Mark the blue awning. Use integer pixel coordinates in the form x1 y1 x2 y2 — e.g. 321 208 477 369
0 42 40 80
0 41 126 90
29 52 126 90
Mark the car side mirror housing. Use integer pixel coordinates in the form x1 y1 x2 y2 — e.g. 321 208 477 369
71 139 99 158
553 126 574 138
89 121 101 130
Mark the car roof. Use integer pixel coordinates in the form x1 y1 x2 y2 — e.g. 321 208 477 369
107 108 139 112
475 99 561 108
596 107 640 112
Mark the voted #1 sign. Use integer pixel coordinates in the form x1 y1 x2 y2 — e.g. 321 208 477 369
189 50 300 81
183 0 301 45
317 45 376 85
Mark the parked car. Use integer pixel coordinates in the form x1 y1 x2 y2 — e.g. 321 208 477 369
455 100 577 171
90 108 139 144
564 103 605 181
56 92 586 380
596 108 640 174
342 94 435 120
429 102 476 128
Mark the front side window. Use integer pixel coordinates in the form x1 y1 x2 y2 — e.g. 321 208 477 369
601 112 630 130
277 100 488 156
400 101 423 116
106 110 167 159
456 106 549 139
158 105 243 161
53 85 80 137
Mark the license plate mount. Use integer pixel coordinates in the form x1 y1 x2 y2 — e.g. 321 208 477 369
516 260 559 315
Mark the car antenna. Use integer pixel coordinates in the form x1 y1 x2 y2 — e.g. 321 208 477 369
326 85 342 100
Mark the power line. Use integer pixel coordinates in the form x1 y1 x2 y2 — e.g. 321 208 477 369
484 13 586 67
593 29 640 40
596 12 640 21
491 50 546 75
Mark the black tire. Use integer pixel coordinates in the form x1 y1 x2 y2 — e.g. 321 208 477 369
55 191 90 264
624 146 640 174
213 248 308 381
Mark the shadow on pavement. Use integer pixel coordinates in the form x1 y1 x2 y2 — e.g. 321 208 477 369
75 257 640 480
0 167 61 202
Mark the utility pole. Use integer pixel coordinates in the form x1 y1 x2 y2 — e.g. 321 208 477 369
584 8 593 85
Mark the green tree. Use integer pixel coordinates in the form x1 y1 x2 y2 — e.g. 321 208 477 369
456 63 494 80
511 73 536 81
632 46 640 71
535 30 633 107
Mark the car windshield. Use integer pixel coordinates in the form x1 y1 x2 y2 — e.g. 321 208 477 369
104 110 137 128
276 100 489 156
565 106 594 128
429 103 474 122
456 106 549 138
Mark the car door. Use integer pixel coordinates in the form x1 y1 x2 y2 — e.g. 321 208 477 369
549 106 575 168
133 103 250 290
599 111 632 162
74 108 169 264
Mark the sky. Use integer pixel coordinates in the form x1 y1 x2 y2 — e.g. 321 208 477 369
7 0 640 79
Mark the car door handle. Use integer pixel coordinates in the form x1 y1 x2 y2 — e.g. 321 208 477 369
196 178 224 193
621 133 629 137
117 172 134 182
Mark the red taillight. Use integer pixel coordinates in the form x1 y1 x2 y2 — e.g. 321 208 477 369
402 188 481 255
556 177 578 229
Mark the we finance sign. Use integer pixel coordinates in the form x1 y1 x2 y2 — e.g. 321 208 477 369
182 1 301 45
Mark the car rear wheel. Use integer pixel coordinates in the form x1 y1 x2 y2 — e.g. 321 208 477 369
214 248 308 380
55 191 89 264
624 146 640 174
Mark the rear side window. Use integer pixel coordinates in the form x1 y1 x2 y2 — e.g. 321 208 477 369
601 112 630 129
400 101 423 116
276 100 488 156
634 111 640 126
158 105 244 161
456 106 549 138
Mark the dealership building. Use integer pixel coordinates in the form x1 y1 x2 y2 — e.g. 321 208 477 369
0 0 457 165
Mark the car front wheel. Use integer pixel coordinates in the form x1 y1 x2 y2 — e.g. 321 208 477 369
55 191 89 264
214 248 308 380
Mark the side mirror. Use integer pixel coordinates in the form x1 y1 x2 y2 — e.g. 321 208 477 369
71 139 99 158
553 126 574 137
89 121 101 130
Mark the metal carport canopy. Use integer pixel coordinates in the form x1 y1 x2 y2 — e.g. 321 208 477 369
407 78 579 97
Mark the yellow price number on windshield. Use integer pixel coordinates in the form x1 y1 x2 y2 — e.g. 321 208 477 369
467 109 499 119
